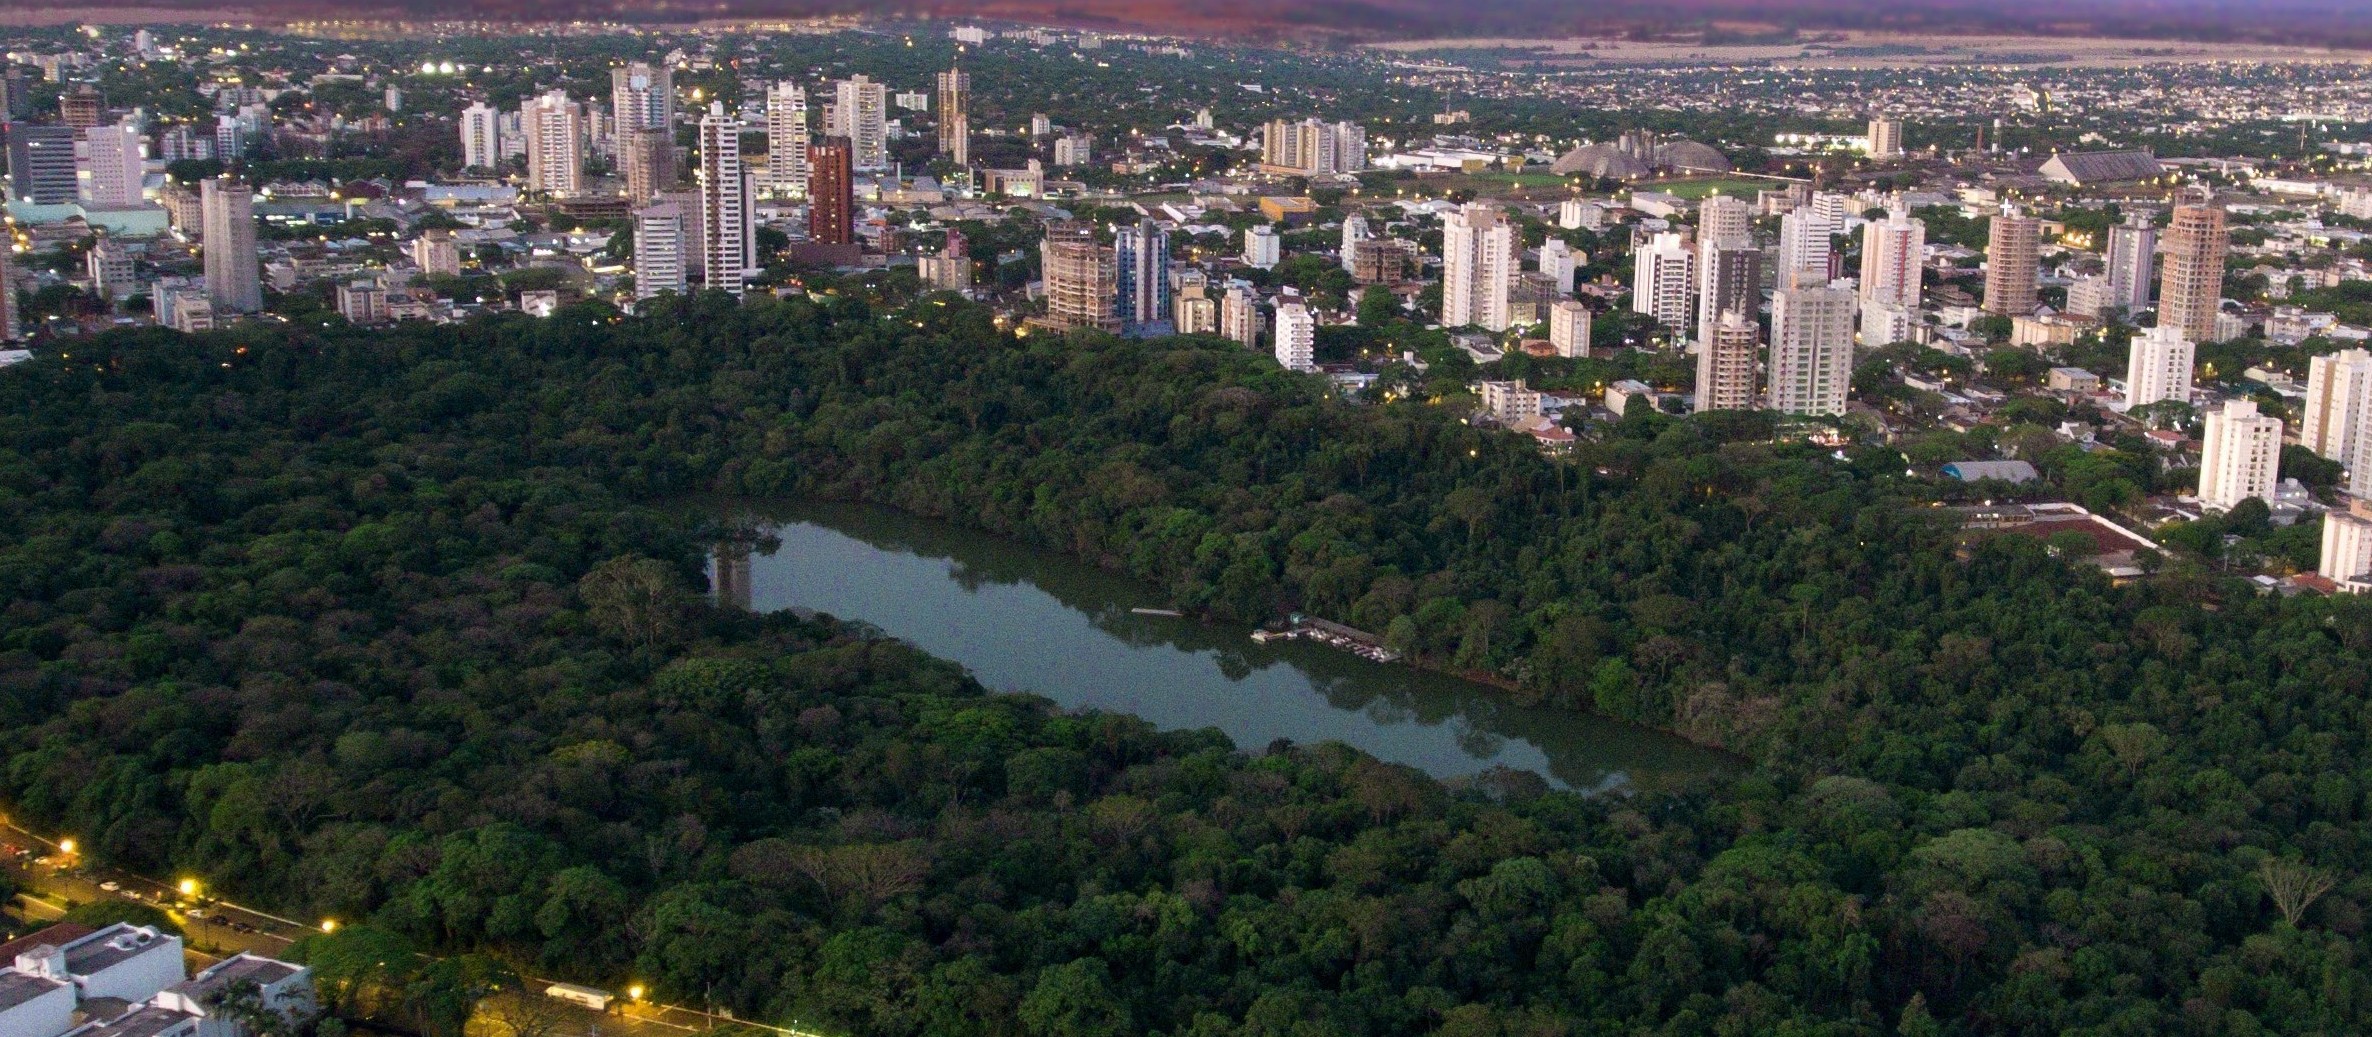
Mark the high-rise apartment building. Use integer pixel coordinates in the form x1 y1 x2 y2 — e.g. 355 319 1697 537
2197 399 2282 512
621 126 675 205
0 245 14 340
1259 119 1365 174
1777 192 1846 279
1549 300 1591 358
633 202 689 299
1697 309 1761 413
831 75 888 170
2105 210 2157 314
1039 223 1119 333
2121 325 2195 411
1244 225 1280 270
1859 208 1926 310
1695 240 1760 349
1443 202 1517 332
1867 116 1904 159
762 83 809 196
1340 213 1370 274
80 120 144 209
200 176 260 314
522 90 584 197
1767 279 1857 416
1174 278 1217 335
58 86 101 128
610 63 674 139
459 102 500 171
1274 302 1315 372
2158 191 2229 345
2301 348 2372 495
936 67 969 166
2321 508 2372 583
807 135 855 247
86 235 135 300
411 230 460 277
1697 193 1754 247
1631 230 1695 339
1539 238 1577 295
1982 202 2041 316
6 123 78 204
698 102 755 294
1114 219 1171 335
1220 284 1260 348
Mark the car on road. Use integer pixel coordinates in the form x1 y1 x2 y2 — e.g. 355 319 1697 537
99 880 119 892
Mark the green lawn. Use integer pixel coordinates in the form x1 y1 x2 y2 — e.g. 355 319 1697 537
1653 177 1787 200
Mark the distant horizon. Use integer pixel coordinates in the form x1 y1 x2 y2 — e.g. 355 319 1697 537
15 0 2372 48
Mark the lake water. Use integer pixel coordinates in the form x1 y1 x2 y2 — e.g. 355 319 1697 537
718 502 1733 793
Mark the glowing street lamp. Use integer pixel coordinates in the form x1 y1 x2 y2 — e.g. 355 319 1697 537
320 919 338 934
57 838 76 855
627 985 645 1002
178 878 200 897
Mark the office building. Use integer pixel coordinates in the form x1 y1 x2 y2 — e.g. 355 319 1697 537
200 177 260 313
1549 300 1591 358
1767 279 1857 416
1244 224 1280 270
1697 309 1760 413
2301 348 2372 494
522 90 584 197
806 135 855 247
698 102 755 293
1539 237 1577 294
58 85 101 128
1983 202 2041 316
1631 230 1695 339
1221 284 1261 348
621 126 674 205
459 102 500 170
763 82 809 195
1274 302 1315 372
6 123 77 204
1038 223 1119 333
610 62 674 139
1114 219 1171 335
1867 116 1904 159
2122 325 2195 411
1859 208 1925 310
2321 509 2372 584
1696 240 1761 348
2159 191 2229 345
2105 210 2157 314
632 203 690 300
1441 202 1516 331
937 67 970 166
80 120 144 209
2197 399 2282 511
831 75 888 170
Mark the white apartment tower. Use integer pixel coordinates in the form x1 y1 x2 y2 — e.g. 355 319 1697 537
522 90 584 197
200 177 260 313
460 102 500 170
1274 302 1316 372
81 120 144 209
1340 213 1370 274
1221 284 1260 348
1778 192 1847 279
697 102 755 295
1244 225 1281 270
633 202 689 299
1442 202 1516 332
1549 300 1591 358
832 75 888 170
764 82 810 196
2121 325 2195 411
1539 237 1577 294
1859 208 1925 310
2197 399 2282 511
610 62 674 140
1697 193 1754 248
2321 509 2372 583
1697 309 1761 413
1631 230 1695 339
2301 348 2372 495
1696 240 1761 350
1767 279 1857 416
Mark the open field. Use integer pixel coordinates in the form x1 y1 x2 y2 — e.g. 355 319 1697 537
1653 177 1787 200
1370 31 2372 69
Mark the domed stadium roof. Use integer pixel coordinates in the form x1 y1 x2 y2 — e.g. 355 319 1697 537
1654 140 1733 173
1551 144 1651 180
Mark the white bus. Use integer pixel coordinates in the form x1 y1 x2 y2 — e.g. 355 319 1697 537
544 983 615 1012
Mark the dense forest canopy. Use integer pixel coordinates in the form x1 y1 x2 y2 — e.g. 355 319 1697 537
0 290 2367 1036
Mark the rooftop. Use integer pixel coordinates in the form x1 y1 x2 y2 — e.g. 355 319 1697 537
74 1005 196 1037
171 956 301 1002
0 969 68 1011
0 924 95 965
61 927 173 977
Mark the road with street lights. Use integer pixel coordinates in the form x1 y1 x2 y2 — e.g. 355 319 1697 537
0 820 830 1037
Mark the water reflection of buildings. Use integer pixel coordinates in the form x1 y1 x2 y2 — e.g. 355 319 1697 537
713 541 754 611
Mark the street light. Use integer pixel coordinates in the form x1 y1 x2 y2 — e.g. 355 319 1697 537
627 985 645 1002
57 839 76 855
178 878 199 897
320 919 338 933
